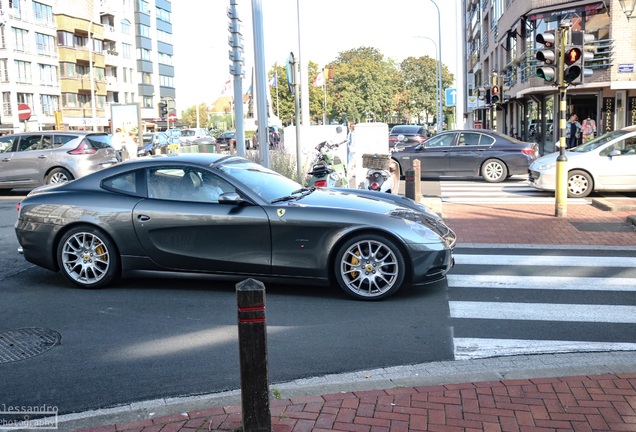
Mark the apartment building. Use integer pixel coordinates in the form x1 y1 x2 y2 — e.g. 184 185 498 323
463 0 636 155
0 0 175 134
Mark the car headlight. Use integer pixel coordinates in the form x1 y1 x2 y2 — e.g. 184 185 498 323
533 161 556 171
388 210 444 241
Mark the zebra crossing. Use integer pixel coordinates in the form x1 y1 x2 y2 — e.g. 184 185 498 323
448 247 636 360
439 176 590 204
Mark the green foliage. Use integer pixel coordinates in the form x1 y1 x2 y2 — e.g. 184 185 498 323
181 45 455 130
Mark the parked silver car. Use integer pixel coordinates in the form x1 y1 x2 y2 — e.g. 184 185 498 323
0 131 117 190
529 125 636 198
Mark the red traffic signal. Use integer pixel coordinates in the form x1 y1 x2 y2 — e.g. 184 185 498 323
565 47 582 66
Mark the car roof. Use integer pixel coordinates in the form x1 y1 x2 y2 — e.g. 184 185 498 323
3 131 105 137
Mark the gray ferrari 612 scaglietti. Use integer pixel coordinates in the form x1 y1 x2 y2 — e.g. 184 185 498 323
15 153 456 300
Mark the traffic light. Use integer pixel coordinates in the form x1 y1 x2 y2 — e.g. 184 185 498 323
485 88 491 105
158 102 168 118
566 31 594 84
491 85 500 104
535 31 559 84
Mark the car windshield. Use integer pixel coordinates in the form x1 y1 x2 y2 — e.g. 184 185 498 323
218 159 302 203
181 130 195 137
572 130 628 152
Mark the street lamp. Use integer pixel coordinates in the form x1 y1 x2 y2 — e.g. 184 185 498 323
427 0 443 133
618 0 636 19
415 36 440 132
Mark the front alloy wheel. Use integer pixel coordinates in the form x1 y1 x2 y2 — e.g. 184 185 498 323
57 226 119 289
335 234 405 300
567 170 593 198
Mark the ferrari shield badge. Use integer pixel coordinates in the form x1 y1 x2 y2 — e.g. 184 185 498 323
277 209 286 217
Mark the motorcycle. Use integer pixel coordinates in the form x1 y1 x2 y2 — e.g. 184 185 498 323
307 127 349 188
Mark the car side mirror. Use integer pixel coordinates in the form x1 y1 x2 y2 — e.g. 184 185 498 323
609 149 622 157
218 192 246 204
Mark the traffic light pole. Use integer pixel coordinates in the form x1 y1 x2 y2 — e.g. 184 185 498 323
555 23 570 218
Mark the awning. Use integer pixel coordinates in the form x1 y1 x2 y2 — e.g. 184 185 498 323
526 0 605 21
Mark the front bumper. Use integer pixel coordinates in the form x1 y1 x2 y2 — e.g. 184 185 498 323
528 168 556 191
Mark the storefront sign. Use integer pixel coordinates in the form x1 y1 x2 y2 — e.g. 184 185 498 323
629 97 636 127
618 64 635 73
603 97 614 133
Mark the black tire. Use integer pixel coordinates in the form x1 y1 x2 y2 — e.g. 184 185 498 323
481 159 508 183
567 170 593 198
45 168 73 185
56 226 120 289
334 234 406 301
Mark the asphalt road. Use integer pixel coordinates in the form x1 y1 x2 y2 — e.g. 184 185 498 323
0 189 452 416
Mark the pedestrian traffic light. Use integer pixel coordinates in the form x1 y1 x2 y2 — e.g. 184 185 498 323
535 31 559 85
491 85 500 104
158 102 168 118
567 31 595 84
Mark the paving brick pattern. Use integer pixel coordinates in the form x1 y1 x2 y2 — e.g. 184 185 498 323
77 373 636 432
442 203 636 246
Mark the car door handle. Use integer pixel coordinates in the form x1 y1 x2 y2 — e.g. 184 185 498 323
137 215 151 222
38 155 48 159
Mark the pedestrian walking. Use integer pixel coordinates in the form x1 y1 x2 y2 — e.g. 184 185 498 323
565 114 581 149
111 128 125 161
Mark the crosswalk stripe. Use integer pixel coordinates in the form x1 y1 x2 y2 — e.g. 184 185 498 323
447 274 636 291
453 338 636 360
449 302 636 323
453 253 636 267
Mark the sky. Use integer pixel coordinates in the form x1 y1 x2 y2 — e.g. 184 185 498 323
171 0 461 114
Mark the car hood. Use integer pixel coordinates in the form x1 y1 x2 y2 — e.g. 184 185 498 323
532 149 587 166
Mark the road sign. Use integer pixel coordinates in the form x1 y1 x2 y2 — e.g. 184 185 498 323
168 112 177 122
445 88 457 107
17 103 32 121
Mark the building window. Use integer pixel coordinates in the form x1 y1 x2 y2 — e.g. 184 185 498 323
15 60 32 84
138 24 150 38
121 19 131 35
40 94 59 115
57 31 74 48
157 29 171 44
0 59 8 82
62 93 78 108
122 43 132 59
137 48 151 61
33 2 54 25
156 7 171 22
159 75 174 88
35 33 55 56
60 62 75 77
137 0 150 14
12 28 29 53
158 53 173 66
74 34 86 49
143 96 153 108
139 72 152 84
39 64 57 86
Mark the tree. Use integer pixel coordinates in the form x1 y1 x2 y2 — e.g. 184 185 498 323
181 103 210 128
327 47 402 124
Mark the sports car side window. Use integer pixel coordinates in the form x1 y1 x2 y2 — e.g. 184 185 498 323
146 168 236 203
103 171 138 194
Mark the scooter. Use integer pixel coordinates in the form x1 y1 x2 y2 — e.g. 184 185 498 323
363 135 401 194
307 128 348 188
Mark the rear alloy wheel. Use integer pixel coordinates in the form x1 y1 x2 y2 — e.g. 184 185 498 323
335 234 405 300
46 168 73 185
57 226 119 289
567 170 593 198
481 159 508 183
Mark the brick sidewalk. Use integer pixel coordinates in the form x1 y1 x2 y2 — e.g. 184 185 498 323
442 202 636 246
78 373 636 432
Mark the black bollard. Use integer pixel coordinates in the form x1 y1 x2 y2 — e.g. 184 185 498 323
405 169 415 200
236 278 271 432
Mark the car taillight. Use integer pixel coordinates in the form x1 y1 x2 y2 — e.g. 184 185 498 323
315 180 328 187
522 148 536 156
68 142 97 155
413 136 425 142
16 202 21 212
388 136 398 143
